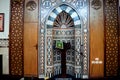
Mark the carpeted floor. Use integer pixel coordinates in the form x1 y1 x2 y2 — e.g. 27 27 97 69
0 75 120 80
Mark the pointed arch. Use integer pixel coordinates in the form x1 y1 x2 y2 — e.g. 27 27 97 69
53 11 74 28
46 4 81 28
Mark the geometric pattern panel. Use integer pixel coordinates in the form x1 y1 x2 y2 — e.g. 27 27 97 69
119 8 120 76
66 49 75 76
9 0 24 75
52 28 75 77
104 0 119 76
53 50 61 76
83 31 88 76
0 39 9 47
46 36 53 66
39 0 89 79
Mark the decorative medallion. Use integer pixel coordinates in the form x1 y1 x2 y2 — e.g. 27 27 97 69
74 0 86 9
42 0 52 9
26 1 37 11
91 0 101 10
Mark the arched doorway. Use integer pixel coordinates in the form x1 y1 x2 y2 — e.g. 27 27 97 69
52 11 75 77
38 2 89 79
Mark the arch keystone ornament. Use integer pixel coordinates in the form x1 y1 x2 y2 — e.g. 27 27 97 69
39 0 89 79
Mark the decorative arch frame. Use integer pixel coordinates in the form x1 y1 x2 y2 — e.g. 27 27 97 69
46 4 81 28
39 1 89 79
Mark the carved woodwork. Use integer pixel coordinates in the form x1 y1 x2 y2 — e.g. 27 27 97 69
91 0 102 10
26 1 37 11
118 6 120 76
9 0 24 75
104 0 119 76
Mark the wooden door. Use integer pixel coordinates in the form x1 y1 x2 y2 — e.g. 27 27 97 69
24 0 38 77
24 23 38 76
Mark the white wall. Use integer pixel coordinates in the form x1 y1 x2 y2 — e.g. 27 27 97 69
119 0 120 6
0 0 10 74
0 0 10 38
0 48 9 74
